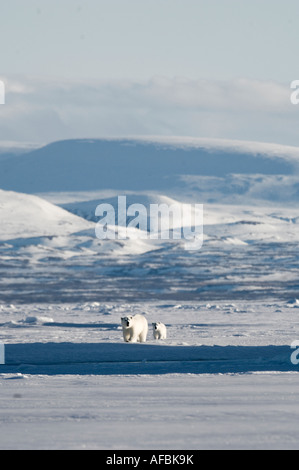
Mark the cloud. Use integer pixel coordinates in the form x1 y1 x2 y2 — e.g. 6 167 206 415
0 75 297 146
140 77 291 112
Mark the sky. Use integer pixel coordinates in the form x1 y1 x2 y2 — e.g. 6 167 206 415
0 0 299 145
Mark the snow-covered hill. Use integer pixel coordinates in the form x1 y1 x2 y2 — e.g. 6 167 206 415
0 189 94 241
0 138 297 202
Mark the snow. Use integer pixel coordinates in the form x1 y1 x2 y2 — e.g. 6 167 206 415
0 301 299 450
0 189 94 241
2 371 299 450
1 137 299 449
115 135 299 164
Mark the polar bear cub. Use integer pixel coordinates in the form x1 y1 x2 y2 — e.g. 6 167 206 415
152 322 167 340
121 314 148 343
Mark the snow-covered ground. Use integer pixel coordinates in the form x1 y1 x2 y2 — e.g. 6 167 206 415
0 301 299 450
1 137 299 449
2 370 299 450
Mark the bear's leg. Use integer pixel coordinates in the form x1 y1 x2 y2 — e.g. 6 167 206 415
123 331 131 342
129 335 139 343
139 331 147 343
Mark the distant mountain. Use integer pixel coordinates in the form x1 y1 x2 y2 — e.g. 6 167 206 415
0 137 296 196
0 141 41 162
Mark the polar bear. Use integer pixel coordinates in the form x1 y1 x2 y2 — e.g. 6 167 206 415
152 322 167 340
121 314 148 343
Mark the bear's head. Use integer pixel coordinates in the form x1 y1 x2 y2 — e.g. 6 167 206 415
152 322 161 330
121 316 133 328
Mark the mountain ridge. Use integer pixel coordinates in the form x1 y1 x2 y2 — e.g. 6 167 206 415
0 137 296 194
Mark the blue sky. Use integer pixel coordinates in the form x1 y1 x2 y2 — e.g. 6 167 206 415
0 0 299 145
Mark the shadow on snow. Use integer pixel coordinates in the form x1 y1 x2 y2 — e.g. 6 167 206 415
0 342 297 376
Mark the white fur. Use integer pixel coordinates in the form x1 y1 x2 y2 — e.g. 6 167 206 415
121 314 148 343
152 322 167 340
